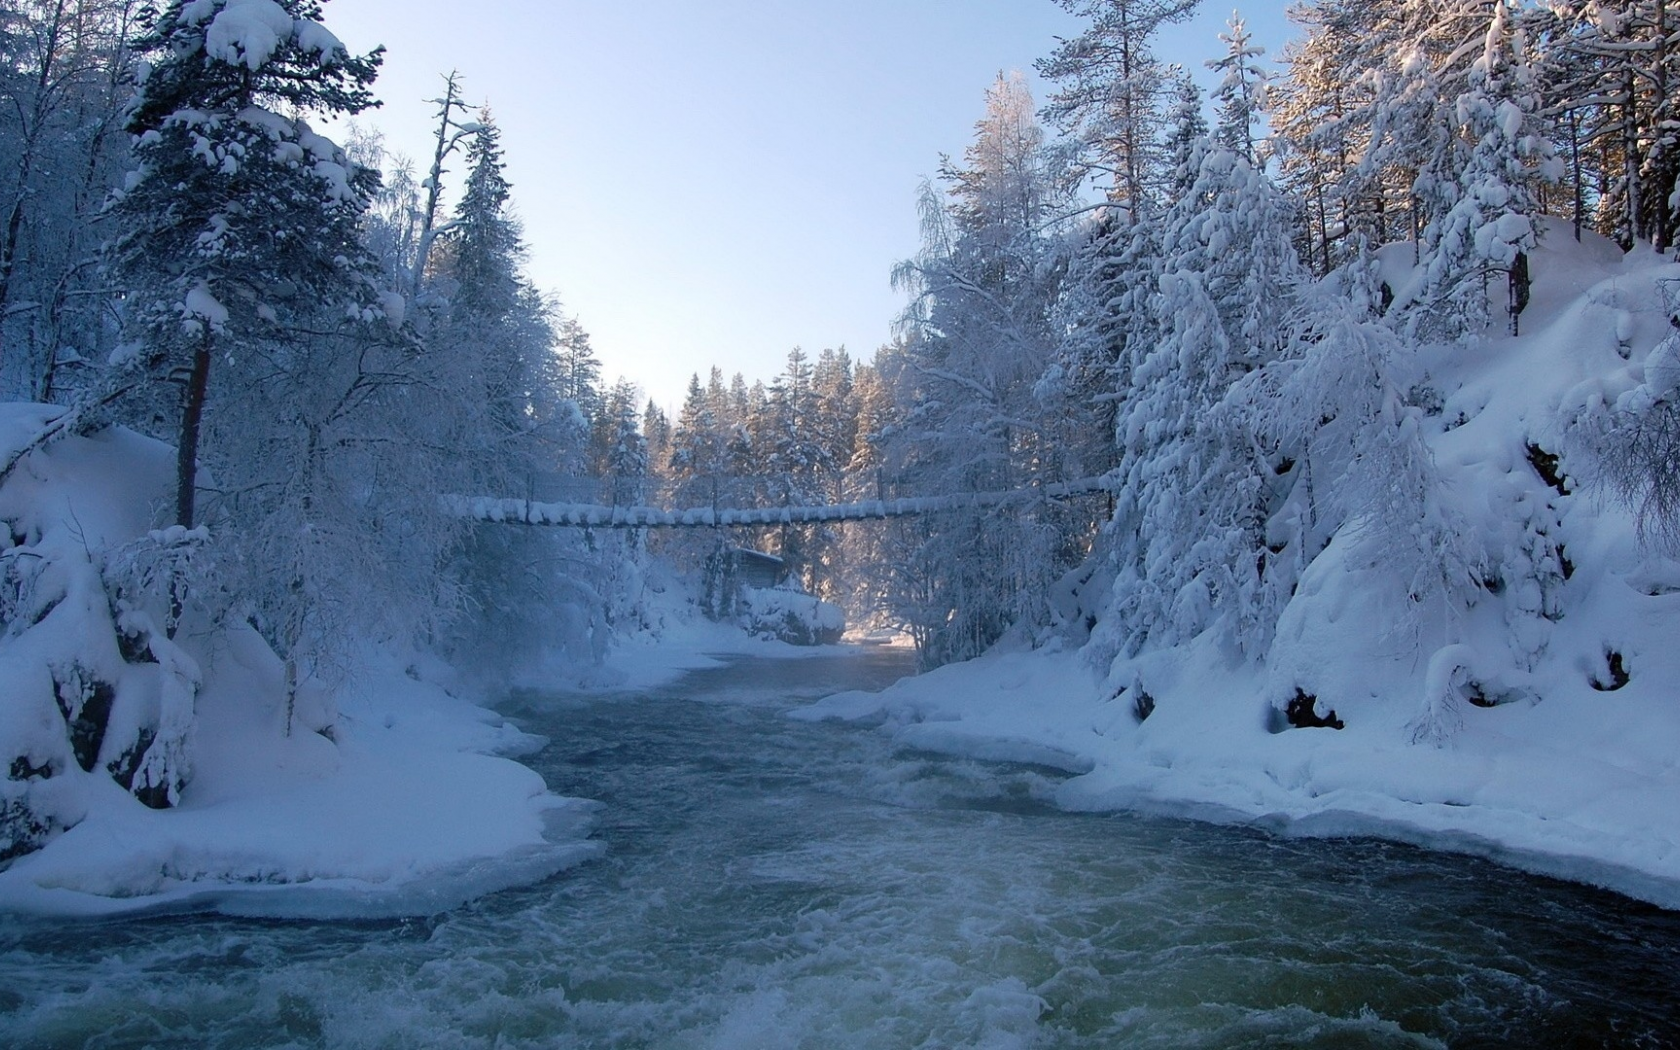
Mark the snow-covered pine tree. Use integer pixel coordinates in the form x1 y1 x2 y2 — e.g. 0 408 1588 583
669 372 727 501
1533 0 1680 249
1093 136 1308 663
1412 0 1558 339
105 0 387 529
1042 66 1186 503
1245 250 1482 645
434 110 573 483
1271 0 1444 269
1162 71 1208 202
1279 0 1503 266
887 73 1080 666
642 398 671 472
555 315 604 423
1207 12 1269 166
801 347 858 598
425 108 621 675
592 378 648 503
833 351 905 630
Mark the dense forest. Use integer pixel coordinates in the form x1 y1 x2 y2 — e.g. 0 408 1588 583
6 0 1680 848
644 0 1680 678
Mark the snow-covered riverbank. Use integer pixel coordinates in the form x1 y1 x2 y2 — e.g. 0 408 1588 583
801 226 1680 912
0 408 604 919
0 620 604 921
797 638 1680 910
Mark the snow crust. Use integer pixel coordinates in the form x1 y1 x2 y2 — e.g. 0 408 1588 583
0 406 598 918
801 225 1680 910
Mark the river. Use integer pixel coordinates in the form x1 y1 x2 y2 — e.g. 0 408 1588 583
1 649 1677 1048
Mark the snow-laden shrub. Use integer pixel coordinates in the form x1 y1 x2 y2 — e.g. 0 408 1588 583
739 587 844 646
103 524 224 642
0 521 200 861
0 417 205 864
1573 308 1680 550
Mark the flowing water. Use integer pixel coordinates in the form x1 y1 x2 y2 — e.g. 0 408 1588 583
2 649 1678 1049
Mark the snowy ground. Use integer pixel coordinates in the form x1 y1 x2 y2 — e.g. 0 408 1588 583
0 642 603 920
796 638 1680 910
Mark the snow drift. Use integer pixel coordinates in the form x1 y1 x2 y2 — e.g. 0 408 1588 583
0 407 596 917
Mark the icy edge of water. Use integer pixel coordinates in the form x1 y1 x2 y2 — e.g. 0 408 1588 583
796 648 1680 913
0 793 604 922
588 622 886 693
1054 781 1680 912
0 838 604 922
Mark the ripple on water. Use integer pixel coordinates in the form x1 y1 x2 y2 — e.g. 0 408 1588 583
1 649 1678 1048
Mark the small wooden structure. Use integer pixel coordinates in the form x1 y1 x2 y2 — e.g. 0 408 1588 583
730 548 787 590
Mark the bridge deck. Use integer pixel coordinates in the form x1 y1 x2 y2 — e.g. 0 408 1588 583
450 476 1115 529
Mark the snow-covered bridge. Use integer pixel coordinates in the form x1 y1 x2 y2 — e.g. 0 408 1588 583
449 475 1116 529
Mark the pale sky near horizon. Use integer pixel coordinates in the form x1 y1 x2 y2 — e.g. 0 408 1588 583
322 1 1297 412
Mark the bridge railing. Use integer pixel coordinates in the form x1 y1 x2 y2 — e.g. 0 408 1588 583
453 473 1117 529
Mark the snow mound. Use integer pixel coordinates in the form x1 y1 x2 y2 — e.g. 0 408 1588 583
0 406 596 917
739 586 845 646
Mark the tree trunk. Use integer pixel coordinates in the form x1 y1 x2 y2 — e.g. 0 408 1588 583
1656 0 1672 252
176 331 213 528
1509 252 1531 337
1570 110 1583 243
1625 68 1642 248
284 655 297 737
410 72 465 293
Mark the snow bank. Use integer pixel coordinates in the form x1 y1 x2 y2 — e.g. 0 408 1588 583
0 632 601 919
797 638 1680 910
801 227 1680 911
0 406 597 918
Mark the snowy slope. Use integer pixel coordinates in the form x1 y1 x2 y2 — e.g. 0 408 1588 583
0 408 597 918
799 226 1680 910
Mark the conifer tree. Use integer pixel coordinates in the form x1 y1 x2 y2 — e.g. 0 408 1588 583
1097 138 1308 660
888 73 1078 665
1039 0 1200 215
1208 12 1269 165
105 0 387 528
1412 0 1557 338
434 110 569 477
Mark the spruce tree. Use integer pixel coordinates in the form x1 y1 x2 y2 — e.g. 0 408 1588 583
1208 12 1269 165
1413 0 1557 339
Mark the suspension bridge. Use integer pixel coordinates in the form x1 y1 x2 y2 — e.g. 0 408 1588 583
450 475 1117 529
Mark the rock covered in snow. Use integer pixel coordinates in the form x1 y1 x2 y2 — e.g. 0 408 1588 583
738 586 845 646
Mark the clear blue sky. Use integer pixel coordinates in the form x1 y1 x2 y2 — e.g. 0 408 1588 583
324 1 1297 411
